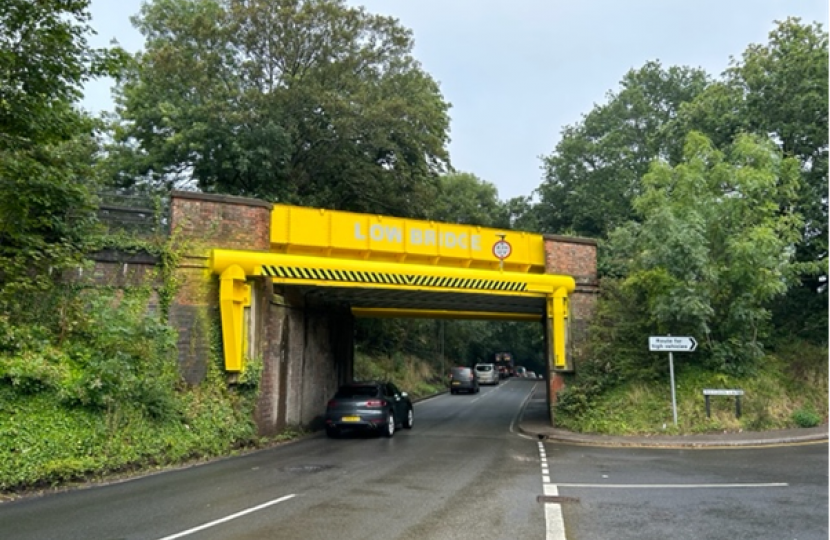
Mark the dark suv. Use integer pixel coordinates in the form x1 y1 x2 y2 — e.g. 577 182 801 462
324 381 413 438
449 366 479 394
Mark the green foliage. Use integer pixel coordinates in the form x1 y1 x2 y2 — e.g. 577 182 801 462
678 18 829 344
0 279 269 493
0 0 129 314
791 408 822 428
353 350 443 399
428 172 505 227
0 0 128 148
612 132 803 372
537 61 710 238
110 0 451 218
556 358 827 435
0 384 261 491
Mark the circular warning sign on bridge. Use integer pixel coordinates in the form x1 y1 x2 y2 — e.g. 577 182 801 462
492 239 512 260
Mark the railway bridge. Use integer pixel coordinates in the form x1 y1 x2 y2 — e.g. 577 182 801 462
101 192 598 434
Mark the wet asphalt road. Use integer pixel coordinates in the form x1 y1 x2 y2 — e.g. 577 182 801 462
548 440 828 540
1 378 826 540
1 380 545 540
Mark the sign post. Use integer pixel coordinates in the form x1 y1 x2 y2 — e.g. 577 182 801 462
649 335 697 427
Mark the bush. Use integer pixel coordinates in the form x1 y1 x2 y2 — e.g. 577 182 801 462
791 408 822 428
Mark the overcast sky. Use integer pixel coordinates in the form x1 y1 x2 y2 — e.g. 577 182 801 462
83 0 828 202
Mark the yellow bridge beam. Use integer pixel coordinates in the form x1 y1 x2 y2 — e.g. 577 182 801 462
211 249 575 373
351 308 543 322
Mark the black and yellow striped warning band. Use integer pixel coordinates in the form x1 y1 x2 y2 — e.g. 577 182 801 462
261 265 528 292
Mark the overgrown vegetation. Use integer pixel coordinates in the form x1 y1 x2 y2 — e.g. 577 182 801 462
353 349 445 399
549 18 827 433
0 283 264 493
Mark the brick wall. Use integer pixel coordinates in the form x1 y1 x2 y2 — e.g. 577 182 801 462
169 192 273 385
544 234 598 288
544 234 599 407
170 191 272 251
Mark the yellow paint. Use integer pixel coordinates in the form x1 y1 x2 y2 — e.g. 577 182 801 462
211 250 573 295
212 204 580 375
549 288 571 371
219 265 250 372
351 308 543 322
270 204 546 272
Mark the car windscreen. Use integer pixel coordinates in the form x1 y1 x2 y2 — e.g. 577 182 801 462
335 385 380 398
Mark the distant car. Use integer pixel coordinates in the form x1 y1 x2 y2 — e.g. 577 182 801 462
449 366 479 394
526 371 536 379
474 363 499 385
515 366 527 378
324 381 413 438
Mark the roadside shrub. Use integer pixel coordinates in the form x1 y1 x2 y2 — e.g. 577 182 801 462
55 291 180 418
0 348 69 394
792 408 822 428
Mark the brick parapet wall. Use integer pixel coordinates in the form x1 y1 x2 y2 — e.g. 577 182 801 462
543 234 598 288
170 191 272 253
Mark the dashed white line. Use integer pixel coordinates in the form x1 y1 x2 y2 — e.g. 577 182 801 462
539 441 567 540
156 494 297 540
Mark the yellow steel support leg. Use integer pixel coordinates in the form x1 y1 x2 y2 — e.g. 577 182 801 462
547 288 571 371
219 265 251 372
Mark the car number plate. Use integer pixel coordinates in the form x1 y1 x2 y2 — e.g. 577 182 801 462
451 381 460 386
341 416 360 422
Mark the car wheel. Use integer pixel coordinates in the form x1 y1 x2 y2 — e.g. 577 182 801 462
403 407 414 429
450 389 456 395
325 427 339 439
383 411 395 438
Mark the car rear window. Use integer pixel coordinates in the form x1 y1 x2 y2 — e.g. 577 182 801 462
451 367 472 376
335 385 380 398
476 365 493 372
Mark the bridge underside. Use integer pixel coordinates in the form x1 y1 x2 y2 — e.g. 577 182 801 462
294 285 547 321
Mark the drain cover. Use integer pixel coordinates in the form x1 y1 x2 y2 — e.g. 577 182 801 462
537 495 580 504
283 464 332 473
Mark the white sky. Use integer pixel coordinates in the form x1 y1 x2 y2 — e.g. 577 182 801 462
82 0 829 202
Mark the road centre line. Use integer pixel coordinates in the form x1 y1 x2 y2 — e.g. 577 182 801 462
156 494 297 540
553 482 788 489
470 383 504 404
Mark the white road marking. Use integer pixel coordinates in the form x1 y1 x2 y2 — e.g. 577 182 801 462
155 494 297 540
470 382 505 403
540 447 567 540
554 482 789 489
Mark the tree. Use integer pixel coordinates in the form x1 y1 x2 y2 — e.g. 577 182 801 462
111 0 451 218
428 172 504 227
609 132 803 373
0 0 127 311
679 18 828 342
536 61 710 238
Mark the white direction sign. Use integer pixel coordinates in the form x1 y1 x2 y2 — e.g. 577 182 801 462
649 336 697 352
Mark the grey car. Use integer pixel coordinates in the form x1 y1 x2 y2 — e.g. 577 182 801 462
324 381 414 438
449 366 480 394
